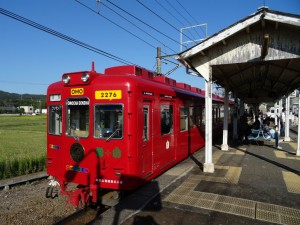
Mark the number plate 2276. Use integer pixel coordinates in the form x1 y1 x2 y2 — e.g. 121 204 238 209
95 90 122 100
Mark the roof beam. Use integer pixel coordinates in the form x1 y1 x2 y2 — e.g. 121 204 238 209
261 34 269 59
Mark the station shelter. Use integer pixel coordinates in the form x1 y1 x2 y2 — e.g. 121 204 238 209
172 7 300 172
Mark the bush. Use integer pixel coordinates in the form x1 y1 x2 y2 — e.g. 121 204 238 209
0 156 46 179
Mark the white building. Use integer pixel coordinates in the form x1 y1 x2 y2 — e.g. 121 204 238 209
20 106 34 114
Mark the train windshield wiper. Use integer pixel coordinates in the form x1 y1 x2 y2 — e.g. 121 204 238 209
105 128 120 142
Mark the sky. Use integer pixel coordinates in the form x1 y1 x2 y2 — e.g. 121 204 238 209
0 0 299 95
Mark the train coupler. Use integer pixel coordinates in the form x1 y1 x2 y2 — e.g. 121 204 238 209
46 176 60 199
63 187 91 209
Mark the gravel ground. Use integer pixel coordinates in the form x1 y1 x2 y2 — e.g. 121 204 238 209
0 179 77 225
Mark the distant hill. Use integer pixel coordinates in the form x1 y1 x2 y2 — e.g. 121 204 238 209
0 90 46 101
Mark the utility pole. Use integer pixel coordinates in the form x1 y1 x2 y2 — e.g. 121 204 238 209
156 47 161 75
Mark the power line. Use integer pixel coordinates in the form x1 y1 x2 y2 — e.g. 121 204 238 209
75 0 159 53
174 0 205 37
135 0 197 45
164 0 196 36
99 1 177 54
0 7 136 66
154 0 197 40
105 0 181 46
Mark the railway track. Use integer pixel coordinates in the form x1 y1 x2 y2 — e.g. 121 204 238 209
0 171 48 190
53 206 102 225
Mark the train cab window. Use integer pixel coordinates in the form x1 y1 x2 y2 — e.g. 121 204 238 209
48 105 62 135
66 98 89 138
94 104 123 139
180 107 188 131
161 104 173 135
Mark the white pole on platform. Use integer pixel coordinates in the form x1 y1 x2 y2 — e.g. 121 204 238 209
297 96 300 156
279 99 282 135
204 70 214 173
274 102 278 126
284 96 291 142
221 88 229 151
233 93 238 141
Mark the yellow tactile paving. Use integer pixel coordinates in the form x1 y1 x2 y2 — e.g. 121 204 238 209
165 186 300 224
274 150 300 160
187 165 242 185
212 150 223 163
165 163 193 176
282 171 300 194
227 148 246 155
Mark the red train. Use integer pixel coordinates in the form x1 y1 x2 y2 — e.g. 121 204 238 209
46 63 229 207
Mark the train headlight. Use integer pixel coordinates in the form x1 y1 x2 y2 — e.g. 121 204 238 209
50 94 61 102
81 73 90 83
62 74 70 84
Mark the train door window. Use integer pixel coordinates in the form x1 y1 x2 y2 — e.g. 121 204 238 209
189 107 195 129
94 104 123 139
66 98 89 138
143 105 149 141
180 107 188 131
48 105 62 135
194 106 202 127
212 107 215 124
202 107 206 125
161 104 173 135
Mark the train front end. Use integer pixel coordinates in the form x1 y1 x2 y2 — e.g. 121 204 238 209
46 65 134 208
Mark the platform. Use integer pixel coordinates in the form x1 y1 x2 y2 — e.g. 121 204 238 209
95 137 300 225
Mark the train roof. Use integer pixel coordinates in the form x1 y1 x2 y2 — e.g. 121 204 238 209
49 64 232 104
104 65 229 103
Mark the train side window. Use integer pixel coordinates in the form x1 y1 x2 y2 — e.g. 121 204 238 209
161 104 173 135
94 104 123 139
180 107 188 131
66 98 89 138
143 105 149 141
48 105 62 135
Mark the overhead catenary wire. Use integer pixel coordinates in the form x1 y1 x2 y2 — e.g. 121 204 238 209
174 0 206 37
154 0 198 41
0 7 136 66
163 0 197 39
135 0 197 45
75 0 160 53
105 0 181 46
99 1 177 54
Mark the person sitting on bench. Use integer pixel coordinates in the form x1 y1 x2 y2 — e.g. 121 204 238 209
263 120 282 149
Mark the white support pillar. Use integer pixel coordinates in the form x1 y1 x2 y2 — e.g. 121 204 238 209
204 70 214 173
279 99 282 134
297 96 300 156
284 96 291 142
221 88 229 151
233 94 238 141
274 102 278 126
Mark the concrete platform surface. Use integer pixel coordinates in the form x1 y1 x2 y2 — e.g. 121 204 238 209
94 138 300 225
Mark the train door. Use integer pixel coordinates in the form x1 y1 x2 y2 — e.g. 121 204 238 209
158 102 175 168
141 102 153 178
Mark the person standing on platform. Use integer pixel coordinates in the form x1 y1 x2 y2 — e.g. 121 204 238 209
280 108 286 137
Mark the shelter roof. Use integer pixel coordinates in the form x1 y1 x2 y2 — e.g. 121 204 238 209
176 7 300 104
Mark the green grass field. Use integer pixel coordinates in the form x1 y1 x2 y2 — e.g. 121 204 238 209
0 115 46 178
